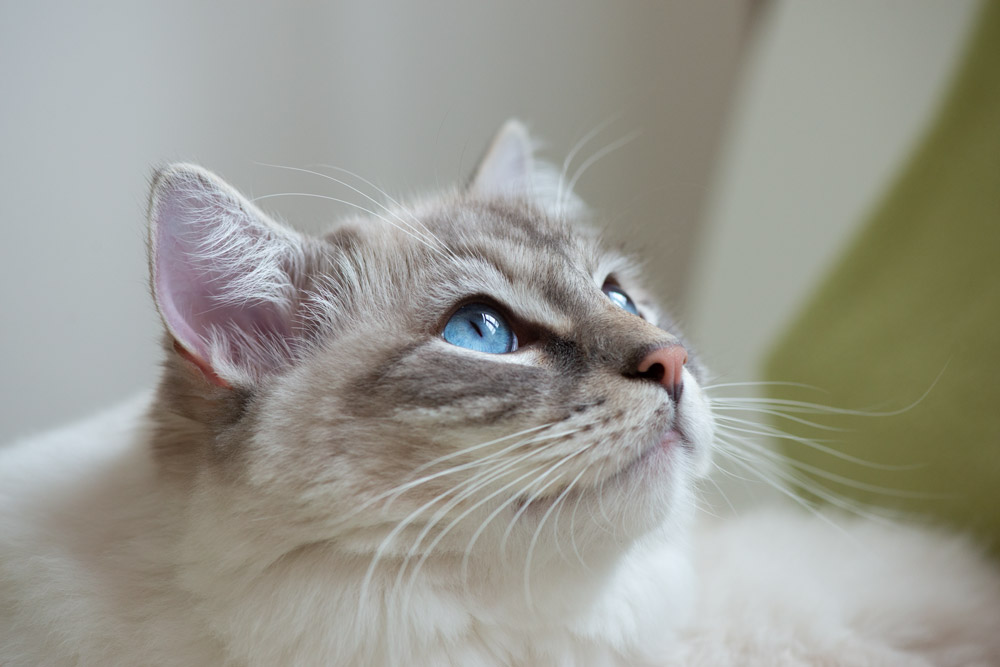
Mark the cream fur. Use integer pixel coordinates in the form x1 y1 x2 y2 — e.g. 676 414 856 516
2 123 999 665
3 398 998 665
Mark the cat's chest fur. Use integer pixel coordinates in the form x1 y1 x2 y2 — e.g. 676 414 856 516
4 397 999 667
2 122 999 666
0 397 691 666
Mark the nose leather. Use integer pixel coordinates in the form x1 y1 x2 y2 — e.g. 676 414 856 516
635 344 687 401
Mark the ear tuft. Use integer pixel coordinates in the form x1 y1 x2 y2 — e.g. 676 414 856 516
469 119 535 197
149 164 306 386
469 119 586 219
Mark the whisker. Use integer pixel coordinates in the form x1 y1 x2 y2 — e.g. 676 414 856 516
710 456 763 485
255 162 455 259
399 442 581 611
377 424 572 511
563 475 594 571
314 163 459 260
714 417 926 471
592 459 620 538
715 437 901 528
712 405 849 432
712 443 866 540
356 431 568 613
560 130 641 218
699 472 738 517
703 380 825 392
706 387 936 418
402 433 569 562
340 423 563 523
498 450 587 557
252 192 450 260
456 450 577 585
709 363 947 416
722 432 949 500
556 114 622 218
395 456 531 606
522 465 590 610
408 423 560 478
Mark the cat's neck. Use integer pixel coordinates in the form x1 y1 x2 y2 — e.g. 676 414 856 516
5 382 694 666
145 380 698 665
170 517 694 666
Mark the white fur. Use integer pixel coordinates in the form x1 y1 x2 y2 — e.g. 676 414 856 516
4 134 999 664
470 118 588 221
2 397 998 666
150 164 309 384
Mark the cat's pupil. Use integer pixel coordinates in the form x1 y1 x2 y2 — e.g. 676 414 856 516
443 303 517 354
602 284 640 316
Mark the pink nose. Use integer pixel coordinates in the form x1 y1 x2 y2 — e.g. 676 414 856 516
636 344 687 401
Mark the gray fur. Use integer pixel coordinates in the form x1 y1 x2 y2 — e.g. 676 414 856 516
140 127 716 664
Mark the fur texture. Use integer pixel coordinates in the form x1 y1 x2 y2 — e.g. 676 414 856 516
2 122 999 666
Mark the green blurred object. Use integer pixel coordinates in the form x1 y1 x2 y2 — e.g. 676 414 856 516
763 0 1000 556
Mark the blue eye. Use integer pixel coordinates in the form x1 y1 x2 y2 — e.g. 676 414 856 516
443 303 517 354
602 284 640 316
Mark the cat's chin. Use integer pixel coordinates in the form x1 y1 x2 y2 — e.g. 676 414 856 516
597 423 704 533
631 404 706 466
509 427 697 549
622 377 714 489
644 427 686 463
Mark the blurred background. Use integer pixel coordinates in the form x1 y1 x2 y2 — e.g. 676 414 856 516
1 1 990 526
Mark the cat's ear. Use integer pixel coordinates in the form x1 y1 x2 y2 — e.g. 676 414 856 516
469 119 536 197
149 164 307 388
469 119 583 218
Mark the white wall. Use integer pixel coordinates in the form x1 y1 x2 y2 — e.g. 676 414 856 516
5 0 979 449
0 1 749 441
686 0 981 510
688 0 981 384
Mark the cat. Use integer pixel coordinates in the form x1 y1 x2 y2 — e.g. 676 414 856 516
1 120 999 666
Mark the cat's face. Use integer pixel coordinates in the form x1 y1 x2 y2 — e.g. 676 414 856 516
149 121 714 588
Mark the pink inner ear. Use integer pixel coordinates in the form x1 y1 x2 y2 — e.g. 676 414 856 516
154 191 216 365
471 119 534 196
152 169 295 382
173 340 231 389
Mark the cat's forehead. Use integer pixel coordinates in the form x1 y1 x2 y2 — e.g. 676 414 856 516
323 196 634 326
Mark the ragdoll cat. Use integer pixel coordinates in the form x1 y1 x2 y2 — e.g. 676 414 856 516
2 121 999 666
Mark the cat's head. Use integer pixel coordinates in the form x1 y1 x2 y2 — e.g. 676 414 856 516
148 120 714 595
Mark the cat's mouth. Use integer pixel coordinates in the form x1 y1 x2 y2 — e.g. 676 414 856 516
510 420 690 513
657 427 683 451
629 423 689 470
